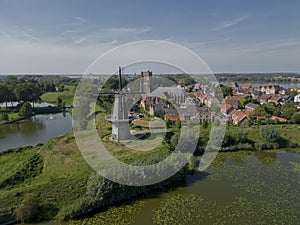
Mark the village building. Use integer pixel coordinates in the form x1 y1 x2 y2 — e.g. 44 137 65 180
245 103 260 112
191 106 214 124
294 93 300 103
221 104 234 115
164 109 185 122
224 95 242 109
231 111 250 126
270 116 287 123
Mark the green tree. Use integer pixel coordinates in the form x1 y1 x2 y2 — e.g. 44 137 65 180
57 97 63 107
15 194 40 223
175 119 181 129
253 102 280 118
291 113 300 124
19 102 33 118
202 120 208 129
179 77 195 86
0 113 9 121
221 86 233 97
239 95 252 108
260 125 280 144
0 84 9 107
289 90 298 98
15 83 41 105
282 102 297 120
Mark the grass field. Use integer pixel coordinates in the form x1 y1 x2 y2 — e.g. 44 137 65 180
40 86 76 106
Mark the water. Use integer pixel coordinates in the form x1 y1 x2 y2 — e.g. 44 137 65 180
0 112 72 152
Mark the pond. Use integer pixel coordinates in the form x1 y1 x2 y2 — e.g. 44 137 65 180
0 112 72 152
52 149 299 225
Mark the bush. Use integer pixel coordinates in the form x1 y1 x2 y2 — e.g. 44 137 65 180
0 113 9 121
260 125 280 144
19 102 32 118
291 113 300 124
15 194 40 222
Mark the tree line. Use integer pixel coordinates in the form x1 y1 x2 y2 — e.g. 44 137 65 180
0 76 62 107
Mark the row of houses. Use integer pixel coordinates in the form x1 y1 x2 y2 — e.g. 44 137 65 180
136 78 299 126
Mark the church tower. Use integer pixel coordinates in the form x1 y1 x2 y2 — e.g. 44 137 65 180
140 71 153 94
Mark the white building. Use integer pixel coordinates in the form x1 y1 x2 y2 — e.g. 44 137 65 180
294 93 300 103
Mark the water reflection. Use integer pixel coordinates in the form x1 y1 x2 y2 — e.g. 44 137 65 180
253 151 277 165
0 113 72 151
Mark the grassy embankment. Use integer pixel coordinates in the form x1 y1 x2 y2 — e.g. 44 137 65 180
40 85 76 106
0 108 172 222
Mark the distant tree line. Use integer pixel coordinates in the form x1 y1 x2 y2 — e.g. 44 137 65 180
215 73 300 83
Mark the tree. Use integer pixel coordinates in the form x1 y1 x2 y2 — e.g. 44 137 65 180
57 97 63 107
179 77 195 86
202 120 208 129
0 113 9 121
253 102 280 118
289 90 298 98
221 86 233 97
15 194 40 222
282 102 297 120
175 119 181 129
239 95 252 108
260 125 280 144
291 113 300 124
14 83 41 105
0 84 9 107
103 77 128 91
19 102 33 118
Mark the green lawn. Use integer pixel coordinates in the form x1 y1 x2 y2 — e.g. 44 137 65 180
41 90 75 106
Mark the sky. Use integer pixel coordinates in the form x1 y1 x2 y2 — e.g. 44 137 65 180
0 0 300 74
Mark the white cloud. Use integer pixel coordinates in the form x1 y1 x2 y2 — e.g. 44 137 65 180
63 16 88 26
212 16 248 31
73 37 86 44
106 26 152 35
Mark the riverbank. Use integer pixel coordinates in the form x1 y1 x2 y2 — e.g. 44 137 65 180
0 106 67 126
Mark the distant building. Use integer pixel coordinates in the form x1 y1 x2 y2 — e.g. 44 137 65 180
231 111 250 126
164 109 185 121
221 104 234 115
191 106 214 124
295 93 300 103
270 116 287 123
150 87 186 105
240 84 252 90
224 96 242 109
245 103 260 112
140 71 153 94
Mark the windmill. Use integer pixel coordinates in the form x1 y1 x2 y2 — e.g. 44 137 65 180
99 66 143 141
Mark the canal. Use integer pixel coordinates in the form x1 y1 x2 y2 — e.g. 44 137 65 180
0 112 72 152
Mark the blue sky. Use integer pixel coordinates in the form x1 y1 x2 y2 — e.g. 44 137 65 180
0 0 300 74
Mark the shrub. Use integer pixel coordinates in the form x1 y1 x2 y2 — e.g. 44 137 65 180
15 194 40 222
0 113 9 121
19 102 32 118
260 125 280 144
